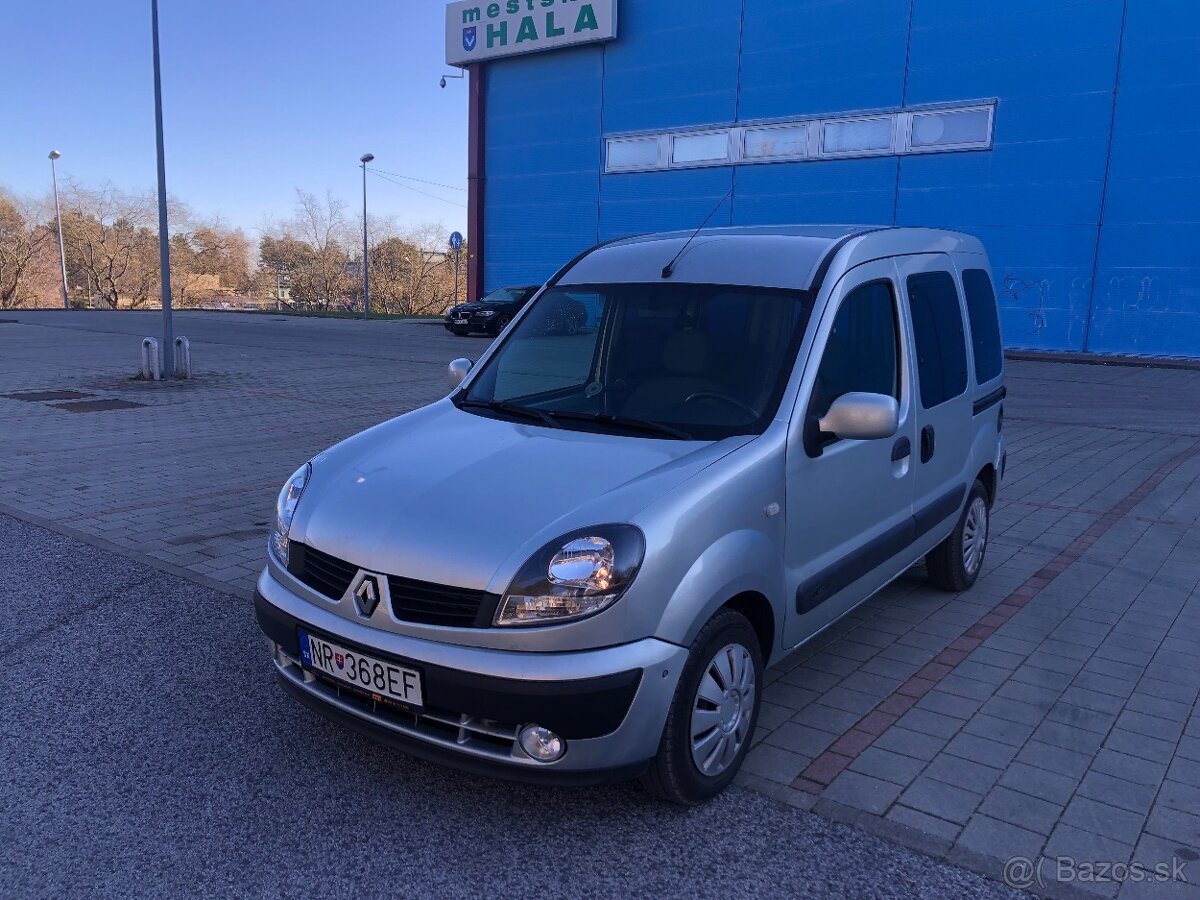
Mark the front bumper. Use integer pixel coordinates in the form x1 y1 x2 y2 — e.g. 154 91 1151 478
254 568 688 783
444 315 494 331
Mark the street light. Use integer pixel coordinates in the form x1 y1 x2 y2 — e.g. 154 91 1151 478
150 0 175 376
360 153 374 319
47 151 70 310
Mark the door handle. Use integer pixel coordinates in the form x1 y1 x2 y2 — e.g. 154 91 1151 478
891 437 911 462
921 426 935 463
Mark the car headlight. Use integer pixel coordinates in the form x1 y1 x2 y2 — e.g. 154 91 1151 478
495 525 645 626
269 462 311 566
477 309 496 317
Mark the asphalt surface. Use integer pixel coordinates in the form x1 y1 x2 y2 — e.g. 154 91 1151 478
0 513 1025 899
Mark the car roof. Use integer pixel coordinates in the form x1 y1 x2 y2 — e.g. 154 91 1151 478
556 225 984 292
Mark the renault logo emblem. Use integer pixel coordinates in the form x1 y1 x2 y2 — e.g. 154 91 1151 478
351 572 385 617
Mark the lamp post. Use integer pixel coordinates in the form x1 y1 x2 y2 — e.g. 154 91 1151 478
150 0 174 376
47 151 70 310
360 153 374 319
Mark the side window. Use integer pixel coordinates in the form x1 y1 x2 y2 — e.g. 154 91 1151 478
962 269 1003 383
810 280 900 434
907 272 968 408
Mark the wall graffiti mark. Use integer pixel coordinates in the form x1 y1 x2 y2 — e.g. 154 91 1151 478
1002 274 1050 335
1106 275 1171 313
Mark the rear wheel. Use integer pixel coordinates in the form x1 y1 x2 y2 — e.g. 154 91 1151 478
640 608 762 805
926 479 990 591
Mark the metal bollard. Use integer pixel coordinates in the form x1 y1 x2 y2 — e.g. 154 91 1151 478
140 337 160 381
173 336 191 379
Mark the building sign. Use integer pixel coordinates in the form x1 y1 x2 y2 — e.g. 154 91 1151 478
445 0 617 67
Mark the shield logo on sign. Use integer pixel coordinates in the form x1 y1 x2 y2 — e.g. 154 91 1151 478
463 25 477 51
335 653 345 669
352 572 383 617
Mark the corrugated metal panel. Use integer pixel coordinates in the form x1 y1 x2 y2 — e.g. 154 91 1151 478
484 47 603 290
740 0 910 119
733 158 898 225
601 0 741 132
1088 3 1200 356
598 167 733 240
480 0 1200 357
959 224 1099 352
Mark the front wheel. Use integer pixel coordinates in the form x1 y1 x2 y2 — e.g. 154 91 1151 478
926 479 990 591
489 315 511 336
640 608 762 805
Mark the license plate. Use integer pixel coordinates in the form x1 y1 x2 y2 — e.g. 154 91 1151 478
299 631 423 707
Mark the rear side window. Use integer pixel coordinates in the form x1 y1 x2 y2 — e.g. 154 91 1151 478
811 280 899 423
907 272 968 408
962 269 1003 383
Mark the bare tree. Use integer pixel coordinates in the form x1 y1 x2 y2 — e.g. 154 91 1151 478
58 183 158 308
0 190 54 309
170 217 253 308
352 219 464 315
258 190 354 308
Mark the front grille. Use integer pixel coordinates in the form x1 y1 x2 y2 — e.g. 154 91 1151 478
288 542 496 628
290 543 357 599
388 575 490 627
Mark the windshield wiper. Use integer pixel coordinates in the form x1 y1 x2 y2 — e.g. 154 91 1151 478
458 399 558 429
538 409 693 440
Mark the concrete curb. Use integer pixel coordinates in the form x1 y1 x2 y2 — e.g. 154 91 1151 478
0 500 250 602
1005 349 1200 371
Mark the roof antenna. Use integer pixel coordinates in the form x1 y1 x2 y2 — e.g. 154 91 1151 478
661 186 734 279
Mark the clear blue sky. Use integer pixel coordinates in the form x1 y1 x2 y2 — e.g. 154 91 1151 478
0 0 468 238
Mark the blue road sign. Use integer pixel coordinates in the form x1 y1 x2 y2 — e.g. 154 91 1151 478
449 231 464 252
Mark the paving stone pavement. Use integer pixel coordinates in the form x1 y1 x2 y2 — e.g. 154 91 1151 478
3 310 1199 898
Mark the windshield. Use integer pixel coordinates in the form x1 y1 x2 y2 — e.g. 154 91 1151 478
457 283 814 440
477 287 529 304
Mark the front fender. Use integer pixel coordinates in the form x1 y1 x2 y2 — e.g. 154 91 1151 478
654 528 785 662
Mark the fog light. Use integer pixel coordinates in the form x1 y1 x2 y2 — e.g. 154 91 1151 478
519 724 564 762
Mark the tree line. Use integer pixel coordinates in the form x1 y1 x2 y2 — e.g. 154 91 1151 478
0 183 466 314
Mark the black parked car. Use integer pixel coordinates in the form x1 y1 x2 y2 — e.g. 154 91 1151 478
444 285 539 336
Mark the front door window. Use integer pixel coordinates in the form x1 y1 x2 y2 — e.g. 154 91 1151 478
807 280 901 455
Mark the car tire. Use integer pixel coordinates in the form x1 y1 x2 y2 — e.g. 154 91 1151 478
490 315 510 336
450 327 470 337
926 479 990 592
640 608 762 806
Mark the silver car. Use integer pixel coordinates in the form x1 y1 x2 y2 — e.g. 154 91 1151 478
256 225 1007 804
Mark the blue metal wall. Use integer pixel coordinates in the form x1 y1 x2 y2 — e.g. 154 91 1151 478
482 0 1200 358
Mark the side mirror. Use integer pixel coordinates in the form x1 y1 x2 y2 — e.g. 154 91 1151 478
447 357 473 390
818 392 898 441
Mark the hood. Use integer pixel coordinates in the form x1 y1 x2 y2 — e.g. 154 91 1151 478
291 401 749 592
450 301 503 313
